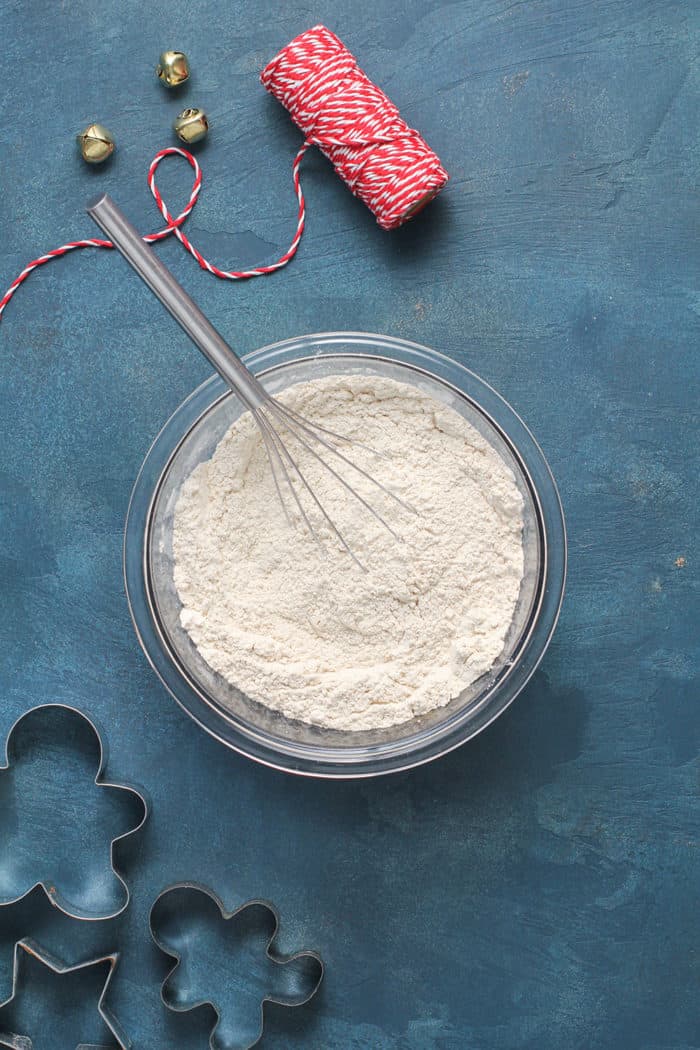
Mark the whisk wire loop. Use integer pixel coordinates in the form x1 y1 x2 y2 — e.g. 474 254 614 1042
265 404 404 544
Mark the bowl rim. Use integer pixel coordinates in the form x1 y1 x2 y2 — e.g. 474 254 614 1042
124 332 567 778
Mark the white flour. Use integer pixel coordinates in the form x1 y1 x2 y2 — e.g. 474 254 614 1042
172 374 525 731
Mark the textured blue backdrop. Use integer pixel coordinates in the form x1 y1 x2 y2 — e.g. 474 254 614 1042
1 1 698 1047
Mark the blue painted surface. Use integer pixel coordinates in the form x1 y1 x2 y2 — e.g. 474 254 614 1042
0 1 698 1047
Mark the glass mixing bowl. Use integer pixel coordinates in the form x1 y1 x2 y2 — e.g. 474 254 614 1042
125 333 566 777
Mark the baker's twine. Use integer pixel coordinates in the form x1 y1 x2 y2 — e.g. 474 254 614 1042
0 145 306 321
261 25 448 230
0 25 447 322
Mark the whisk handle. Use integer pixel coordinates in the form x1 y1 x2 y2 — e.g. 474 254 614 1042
87 193 267 410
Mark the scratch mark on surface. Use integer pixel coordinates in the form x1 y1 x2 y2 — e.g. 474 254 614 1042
633 66 690 161
603 185 626 210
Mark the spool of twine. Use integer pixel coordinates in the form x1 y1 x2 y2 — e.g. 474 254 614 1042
261 25 449 230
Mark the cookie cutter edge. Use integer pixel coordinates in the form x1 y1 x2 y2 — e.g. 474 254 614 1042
0 937 130 1049
149 881 325 1050
0 702 149 921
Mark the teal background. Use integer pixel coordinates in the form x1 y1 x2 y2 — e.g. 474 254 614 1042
0 1 698 1047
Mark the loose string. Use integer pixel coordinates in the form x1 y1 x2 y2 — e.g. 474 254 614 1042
0 145 307 322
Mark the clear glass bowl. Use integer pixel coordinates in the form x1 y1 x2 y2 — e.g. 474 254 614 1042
125 333 566 777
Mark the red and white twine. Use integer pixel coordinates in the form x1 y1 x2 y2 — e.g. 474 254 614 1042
262 25 448 230
0 146 306 320
0 25 446 323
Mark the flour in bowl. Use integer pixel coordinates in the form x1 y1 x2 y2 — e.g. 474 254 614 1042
172 374 525 731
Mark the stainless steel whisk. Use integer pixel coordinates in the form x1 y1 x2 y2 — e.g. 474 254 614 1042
87 194 411 566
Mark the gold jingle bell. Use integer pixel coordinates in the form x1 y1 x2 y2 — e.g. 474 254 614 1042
156 50 190 88
77 123 115 164
173 107 209 144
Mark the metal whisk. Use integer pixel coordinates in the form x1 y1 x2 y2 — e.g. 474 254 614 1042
87 194 411 566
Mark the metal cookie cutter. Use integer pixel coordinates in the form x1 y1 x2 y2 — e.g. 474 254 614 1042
0 938 130 1049
150 883 324 1050
0 704 148 921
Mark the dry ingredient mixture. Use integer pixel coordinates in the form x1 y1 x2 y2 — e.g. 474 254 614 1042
172 375 525 731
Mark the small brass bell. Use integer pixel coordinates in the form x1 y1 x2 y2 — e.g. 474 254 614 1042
173 107 209 144
76 123 115 164
156 50 190 87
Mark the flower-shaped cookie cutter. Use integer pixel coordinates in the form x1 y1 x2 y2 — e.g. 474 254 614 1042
0 938 130 1049
150 883 324 1050
0 704 148 921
